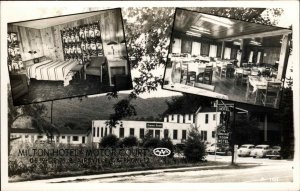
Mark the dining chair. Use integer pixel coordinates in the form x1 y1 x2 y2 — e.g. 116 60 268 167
203 66 213 85
260 81 282 107
242 68 251 85
187 71 196 85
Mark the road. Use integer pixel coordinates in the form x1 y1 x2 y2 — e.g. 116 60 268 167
51 155 293 183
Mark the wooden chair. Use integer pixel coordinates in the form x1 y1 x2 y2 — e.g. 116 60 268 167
203 66 213 85
260 81 282 107
187 71 196 85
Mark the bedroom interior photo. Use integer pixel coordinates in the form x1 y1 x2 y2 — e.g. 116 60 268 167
8 8 132 106
163 8 292 109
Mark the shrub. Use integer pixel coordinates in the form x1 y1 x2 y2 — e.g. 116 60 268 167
159 137 174 158
184 127 206 162
100 134 119 148
119 136 138 147
143 137 160 148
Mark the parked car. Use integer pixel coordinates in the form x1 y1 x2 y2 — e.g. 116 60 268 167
237 144 255 157
216 145 231 156
206 143 218 154
250 145 270 158
266 146 281 159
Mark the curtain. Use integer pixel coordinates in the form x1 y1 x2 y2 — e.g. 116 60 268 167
257 51 261 63
209 45 217 58
224 47 231 59
191 42 201 56
172 38 181 54
248 51 254 62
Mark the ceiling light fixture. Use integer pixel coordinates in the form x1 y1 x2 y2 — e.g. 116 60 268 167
190 27 211 34
191 26 210 32
186 31 202 37
201 16 233 28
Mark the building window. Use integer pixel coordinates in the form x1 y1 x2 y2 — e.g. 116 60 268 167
155 130 160 138
101 127 103 137
62 136 65 139
140 128 145 139
97 127 99 137
188 114 191 120
182 130 187 140
164 129 169 139
72 136 79 141
93 127 95 137
201 131 207 141
193 114 195 123
173 130 178 140
205 114 209 124
172 115 174 120
183 115 186 123
67 136 70 143
213 114 216 121
37 135 43 139
56 136 59 143
119 128 125 138
212 131 216 138
82 136 85 144
130 128 134 136
105 128 108 136
177 114 180 123
148 129 154 137
109 127 112 134
166 117 169 122
31 135 35 143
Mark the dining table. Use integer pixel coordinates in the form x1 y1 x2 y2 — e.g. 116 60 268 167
245 76 282 102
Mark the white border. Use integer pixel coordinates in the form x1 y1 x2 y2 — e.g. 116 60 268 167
1 1 299 191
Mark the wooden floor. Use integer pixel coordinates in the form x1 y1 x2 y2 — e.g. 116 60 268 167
212 71 258 105
13 75 113 105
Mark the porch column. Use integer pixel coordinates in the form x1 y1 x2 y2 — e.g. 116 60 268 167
221 41 225 59
277 34 291 80
264 114 268 142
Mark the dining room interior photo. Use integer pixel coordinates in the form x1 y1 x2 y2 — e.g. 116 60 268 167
163 8 292 109
7 8 132 106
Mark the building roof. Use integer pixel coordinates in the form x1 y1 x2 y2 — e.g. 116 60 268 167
10 128 41 134
58 129 89 135
199 107 217 113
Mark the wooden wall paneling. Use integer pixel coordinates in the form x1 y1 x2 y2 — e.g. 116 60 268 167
262 47 280 65
18 26 31 60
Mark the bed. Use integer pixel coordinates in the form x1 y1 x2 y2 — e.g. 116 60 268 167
26 59 79 86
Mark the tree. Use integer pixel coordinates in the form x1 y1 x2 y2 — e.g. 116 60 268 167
119 136 138 147
159 137 174 158
106 8 284 128
184 126 206 162
100 134 119 148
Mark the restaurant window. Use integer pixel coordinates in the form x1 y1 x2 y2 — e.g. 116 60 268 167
164 129 169 139
119 128 124 138
72 136 79 141
93 127 95 137
212 131 216 138
216 44 222 58
130 128 135 136
140 128 145 139
182 130 187 140
191 42 201 56
155 130 160 138
201 131 207 141
97 127 99 137
172 38 181 54
205 114 209 124
224 47 231 59
209 44 217 58
173 130 178 140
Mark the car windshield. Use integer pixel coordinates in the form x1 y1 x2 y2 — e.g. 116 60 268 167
240 146 247 148
255 146 263 149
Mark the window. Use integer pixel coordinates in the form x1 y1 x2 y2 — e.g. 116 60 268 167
109 128 112 134
97 127 99 137
140 128 145 139
166 116 169 122
213 114 216 121
191 42 201 56
119 128 125 138
173 130 178 140
93 127 95 137
182 130 187 140
164 129 169 139
209 45 217 58
205 114 209 124
183 116 185 123
101 127 103 137
37 135 43 139
130 128 134 136
171 115 174 120
212 131 216 138
188 114 191 120
148 130 154 137
72 136 79 141
62 136 65 139
177 114 180 123
193 115 195 123
181 39 192 54
67 136 70 143
201 131 207 141
224 47 231 59
56 136 59 143
172 38 181 54
104 128 108 136
82 136 85 144
155 130 160 138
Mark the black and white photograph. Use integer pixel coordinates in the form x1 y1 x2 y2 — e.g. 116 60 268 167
7 8 132 106
1 2 299 191
163 8 292 109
